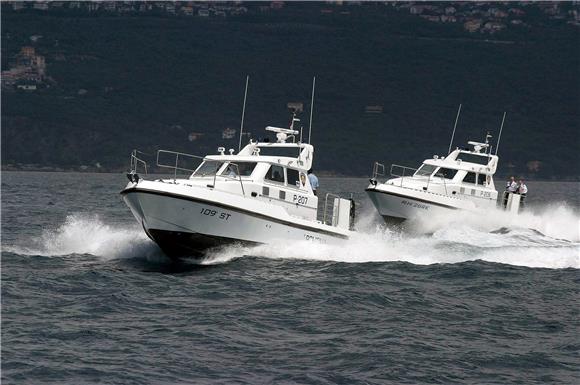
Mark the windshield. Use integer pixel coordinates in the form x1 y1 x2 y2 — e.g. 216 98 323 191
457 152 491 166
219 162 257 177
256 146 301 158
435 167 458 180
414 164 437 177
192 161 224 177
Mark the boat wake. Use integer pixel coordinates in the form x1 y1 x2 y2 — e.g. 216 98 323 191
213 202 580 269
5 204 579 269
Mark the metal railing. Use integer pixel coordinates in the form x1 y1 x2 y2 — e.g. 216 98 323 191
323 193 340 227
390 164 417 179
130 150 149 175
372 162 386 180
389 164 418 187
156 149 204 179
433 172 449 195
387 163 450 194
128 149 246 196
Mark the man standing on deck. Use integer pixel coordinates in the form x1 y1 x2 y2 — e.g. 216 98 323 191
506 176 518 193
518 179 528 211
504 176 518 208
308 169 319 196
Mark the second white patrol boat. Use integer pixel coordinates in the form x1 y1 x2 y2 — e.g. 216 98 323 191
366 135 502 225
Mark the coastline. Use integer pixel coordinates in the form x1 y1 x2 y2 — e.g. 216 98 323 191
2 166 579 182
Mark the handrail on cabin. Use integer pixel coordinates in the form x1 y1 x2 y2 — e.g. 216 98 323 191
155 149 246 196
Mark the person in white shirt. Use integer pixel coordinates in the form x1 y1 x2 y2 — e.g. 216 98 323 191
506 176 518 193
504 176 518 207
518 179 528 195
308 169 319 196
518 179 528 210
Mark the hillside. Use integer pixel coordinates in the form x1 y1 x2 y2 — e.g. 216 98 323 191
2 2 579 179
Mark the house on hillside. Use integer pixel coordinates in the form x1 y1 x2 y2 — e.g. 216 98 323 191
222 127 236 139
445 6 456 15
188 132 205 142
482 21 506 33
441 15 457 23
464 20 482 32
182 6 193 16
365 105 383 114
1 46 47 89
33 2 48 11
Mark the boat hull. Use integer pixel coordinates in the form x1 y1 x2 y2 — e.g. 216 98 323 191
121 187 347 259
366 186 461 225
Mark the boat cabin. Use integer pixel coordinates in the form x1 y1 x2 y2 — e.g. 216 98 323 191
181 126 319 221
387 138 500 204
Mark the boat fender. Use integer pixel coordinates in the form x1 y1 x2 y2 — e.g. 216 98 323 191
369 178 377 186
126 172 139 183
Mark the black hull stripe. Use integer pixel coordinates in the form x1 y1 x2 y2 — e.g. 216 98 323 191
147 228 261 259
365 188 459 210
121 187 348 239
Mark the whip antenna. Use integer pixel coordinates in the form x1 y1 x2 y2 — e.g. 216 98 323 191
495 111 507 155
308 76 316 144
238 75 249 152
447 103 462 155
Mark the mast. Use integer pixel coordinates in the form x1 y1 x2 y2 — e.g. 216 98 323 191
238 75 249 152
495 111 506 156
447 103 462 155
308 76 316 144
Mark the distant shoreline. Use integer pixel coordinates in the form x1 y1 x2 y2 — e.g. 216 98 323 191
2 167 579 182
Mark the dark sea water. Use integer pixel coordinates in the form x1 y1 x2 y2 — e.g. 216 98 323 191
2 172 579 384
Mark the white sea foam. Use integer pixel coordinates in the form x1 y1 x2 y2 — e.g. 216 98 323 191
243 230 578 269
407 202 580 243
6 204 579 269
229 202 580 269
6 214 163 261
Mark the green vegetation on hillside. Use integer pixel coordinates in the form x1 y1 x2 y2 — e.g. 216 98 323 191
2 4 579 178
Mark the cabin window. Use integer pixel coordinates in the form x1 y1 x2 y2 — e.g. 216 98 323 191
435 168 458 180
415 164 437 177
279 190 286 200
256 146 301 158
193 161 224 177
219 162 257 177
479 174 491 186
286 169 300 188
262 186 269 196
265 165 285 184
457 152 490 166
463 172 477 184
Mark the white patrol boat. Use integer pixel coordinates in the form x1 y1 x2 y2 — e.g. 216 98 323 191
366 134 513 225
121 113 355 259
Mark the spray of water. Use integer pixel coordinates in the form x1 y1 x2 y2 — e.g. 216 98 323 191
5 214 164 261
5 204 579 269
222 202 580 269
406 202 580 242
